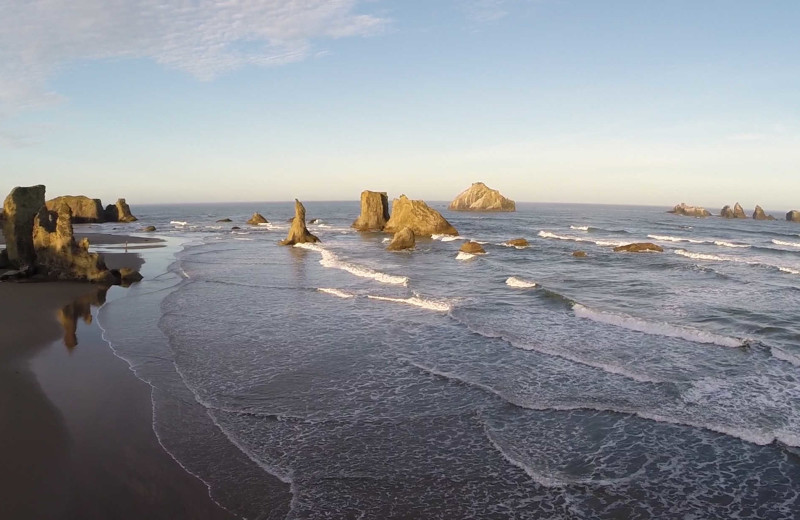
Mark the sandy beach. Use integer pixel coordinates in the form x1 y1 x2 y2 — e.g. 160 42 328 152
0 234 234 519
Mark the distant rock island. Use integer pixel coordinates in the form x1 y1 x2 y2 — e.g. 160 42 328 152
45 195 137 223
668 203 711 217
788 210 800 222
448 182 515 212
753 205 776 221
353 191 390 231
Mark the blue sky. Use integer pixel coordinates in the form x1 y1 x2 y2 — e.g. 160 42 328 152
2 1 799 209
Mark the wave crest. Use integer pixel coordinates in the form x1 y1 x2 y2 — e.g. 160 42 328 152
505 277 537 288
294 243 409 285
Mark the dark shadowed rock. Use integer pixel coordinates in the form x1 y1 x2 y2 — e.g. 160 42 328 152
460 241 486 254
143 226 157 232
216 218 232 222
573 250 587 257
387 227 415 251
0 249 8 268
33 203 118 283
787 210 800 222
353 190 390 231
753 205 776 221
231 226 241 230
247 213 268 225
105 198 137 222
613 242 664 253
449 182 515 212
280 200 319 246
46 195 105 223
505 238 529 248
384 195 458 237
668 203 711 217
118 267 144 285
2 185 46 267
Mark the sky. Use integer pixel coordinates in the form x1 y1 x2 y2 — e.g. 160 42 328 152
1 0 799 209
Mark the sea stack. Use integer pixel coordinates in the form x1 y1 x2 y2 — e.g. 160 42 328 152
247 213 268 225
280 200 319 246
33 203 118 283
668 203 711 217
753 205 776 221
384 195 458 237
3 185 46 267
387 227 415 251
104 198 138 222
46 195 105 223
352 191 390 231
721 203 747 219
787 210 800 222
448 182 515 212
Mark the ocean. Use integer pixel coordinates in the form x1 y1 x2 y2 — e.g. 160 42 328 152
86 201 800 519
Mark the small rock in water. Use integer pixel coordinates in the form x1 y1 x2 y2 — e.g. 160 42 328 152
613 243 663 253
573 250 587 257
460 241 486 254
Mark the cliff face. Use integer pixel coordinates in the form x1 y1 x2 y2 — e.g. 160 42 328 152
352 191 390 231
384 195 458 237
448 182 515 212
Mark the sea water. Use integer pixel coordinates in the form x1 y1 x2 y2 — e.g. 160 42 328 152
90 202 800 519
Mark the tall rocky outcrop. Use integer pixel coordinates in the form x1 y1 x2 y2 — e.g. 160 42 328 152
46 195 105 223
753 205 776 221
721 203 747 219
384 195 458 237
448 182 515 212
668 203 711 217
2 185 46 268
353 191 390 231
280 200 319 246
33 203 117 283
104 198 138 222
787 210 800 222
387 227 415 251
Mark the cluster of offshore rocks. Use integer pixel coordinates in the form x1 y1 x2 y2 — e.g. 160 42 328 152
670 202 799 221
0 185 141 284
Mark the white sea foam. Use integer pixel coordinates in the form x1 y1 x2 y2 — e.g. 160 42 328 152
779 267 800 275
714 240 750 248
257 222 270 227
317 288 355 299
570 225 589 231
647 234 705 244
674 249 725 261
294 243 409 285
572 304 744 348
265 223 287 231
367 294 452 312
382 237 391 243
231 231 250 235
773 239 800 248
771 347 800 368
432 234 464 242
505 276 537 288
233 237 254 241
456 252 476 261
171 220 188 226
538 230 626 247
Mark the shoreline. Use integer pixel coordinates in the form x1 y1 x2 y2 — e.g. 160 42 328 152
0 238 235 519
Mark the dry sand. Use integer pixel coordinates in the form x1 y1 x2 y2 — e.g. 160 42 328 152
0 246 234 519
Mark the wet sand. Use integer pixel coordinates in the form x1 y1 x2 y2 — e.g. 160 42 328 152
0 247 235 519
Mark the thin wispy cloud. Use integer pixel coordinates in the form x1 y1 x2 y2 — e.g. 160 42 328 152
461 0 510 22
0 0 386 113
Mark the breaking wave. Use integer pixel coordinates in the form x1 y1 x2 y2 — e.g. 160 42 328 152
294 243 409 286
505 277 537 288
317 288 355 299
773 239 800 248
367 294 453 312
572 304 745 348
538 231 626 247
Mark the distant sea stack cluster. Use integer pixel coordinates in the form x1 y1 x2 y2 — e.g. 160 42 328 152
1 185 141 284
669 202 796 222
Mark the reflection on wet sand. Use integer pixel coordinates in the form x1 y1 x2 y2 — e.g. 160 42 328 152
57 287 108 349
